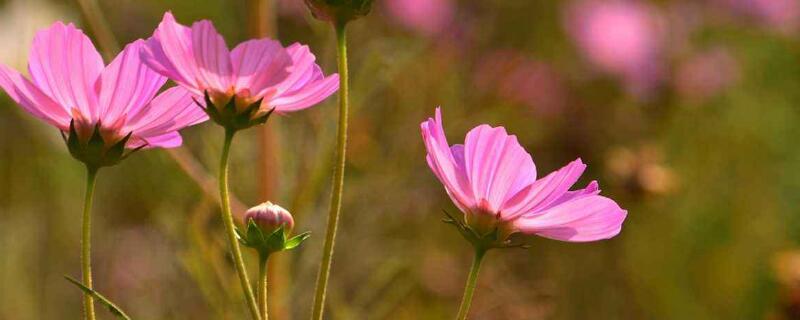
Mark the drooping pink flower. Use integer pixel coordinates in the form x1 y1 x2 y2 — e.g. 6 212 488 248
421 108 626 242
565 0 665 97
0 22 206 150
385 0 455 37
141 12 338 118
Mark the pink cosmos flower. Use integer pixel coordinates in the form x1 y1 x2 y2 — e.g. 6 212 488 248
715 0 800 34
0 22 206 150
565 0 664 97
421 108 626 242
141 12 338 119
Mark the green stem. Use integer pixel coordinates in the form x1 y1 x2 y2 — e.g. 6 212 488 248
258 254 270 320
455 248 487 320
81 166 98 320
311 21 350 320
219 129 262 320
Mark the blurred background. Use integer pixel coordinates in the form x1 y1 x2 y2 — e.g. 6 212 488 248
0 0 799 319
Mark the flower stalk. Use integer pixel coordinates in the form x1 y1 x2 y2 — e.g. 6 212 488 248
455 247 486 320
311 21 350 320
81 165 99 320
258 254 270 320
219 129 261 320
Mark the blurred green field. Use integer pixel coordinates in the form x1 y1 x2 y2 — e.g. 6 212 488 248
1 0 800 319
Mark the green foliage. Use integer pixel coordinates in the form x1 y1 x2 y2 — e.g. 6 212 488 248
64 276 132 320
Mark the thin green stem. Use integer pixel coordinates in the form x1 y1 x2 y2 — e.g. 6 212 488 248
219 129 262 320
81 166 98 320
455 248 487 320
311 21 350 320
258 254 270 320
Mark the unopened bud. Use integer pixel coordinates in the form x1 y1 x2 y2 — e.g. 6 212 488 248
244 201 294 235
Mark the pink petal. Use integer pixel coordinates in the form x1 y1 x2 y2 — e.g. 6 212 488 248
501 159 586 220
266 44 339 112
142 12 205 94
420 107 475 210
125 87 207 138
97 39 167 126
27 22 103 122
514 195 627 242
190 19 232 91
230 39 292 96
463 124 536 213
549 180 600 208
131 131 183 149
271 44 319 95
269 73 339 112
0 64 70 129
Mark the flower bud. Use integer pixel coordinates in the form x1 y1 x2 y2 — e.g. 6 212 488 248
244 201 295 235
304 0 375 24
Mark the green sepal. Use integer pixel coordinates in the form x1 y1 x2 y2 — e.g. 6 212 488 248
237 220 310 255
64 120 136 169
196 91 273 132
442 210 530 252
64 276 133 320
284 231 311 250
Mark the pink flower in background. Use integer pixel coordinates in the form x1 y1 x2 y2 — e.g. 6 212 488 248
0 22 206 149
565 0 665 97
474 50 567 116
675 48 739 102
142 12 339 115
421 108 627 242
385 0 455 36
715 0 800 33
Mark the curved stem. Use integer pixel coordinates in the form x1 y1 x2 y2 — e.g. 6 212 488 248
258 254 270 320
81 166 98 320
219 129 262 320
455 248 487 320
311 21 350 320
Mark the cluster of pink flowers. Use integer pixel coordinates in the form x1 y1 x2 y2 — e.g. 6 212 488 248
0 5 630 320
0 12 338 155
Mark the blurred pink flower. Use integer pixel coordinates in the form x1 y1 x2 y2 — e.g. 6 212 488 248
474 50 567 115
716 0 800 33
0 22 206 148
142 12 339 115
385 0 455 36
565 0 665 97
421 108 627 242
675 48 739 102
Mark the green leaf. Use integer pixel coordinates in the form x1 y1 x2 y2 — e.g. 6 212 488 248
284 231 311 250
64 276 132 320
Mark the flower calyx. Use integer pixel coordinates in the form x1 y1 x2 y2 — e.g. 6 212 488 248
442 210 530 252
194 90 275 132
